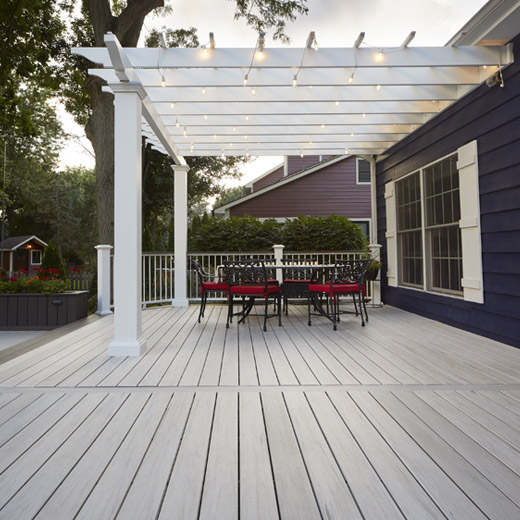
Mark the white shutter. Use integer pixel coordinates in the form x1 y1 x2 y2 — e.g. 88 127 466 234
384 180 398 287
457 140 484 304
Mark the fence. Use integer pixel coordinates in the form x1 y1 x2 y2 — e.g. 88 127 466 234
69 272 94 291
141 249 371 306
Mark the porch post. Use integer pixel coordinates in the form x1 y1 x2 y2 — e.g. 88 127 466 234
368 156 382 306
95 245 113 315
172 164 189 307
273 244 285 284
108 85 147 356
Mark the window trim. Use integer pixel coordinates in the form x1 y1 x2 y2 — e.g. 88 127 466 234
31 249 42 265
356 158 371 185
394 151 465 300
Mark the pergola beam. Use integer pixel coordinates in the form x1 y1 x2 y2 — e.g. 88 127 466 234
75 44 512 69
90 66 495 87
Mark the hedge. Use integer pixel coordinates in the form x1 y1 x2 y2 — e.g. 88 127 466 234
189 215 366 252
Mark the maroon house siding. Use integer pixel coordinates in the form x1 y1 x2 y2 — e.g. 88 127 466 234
286 155 333 176
252 166 284 191
229 157 370 218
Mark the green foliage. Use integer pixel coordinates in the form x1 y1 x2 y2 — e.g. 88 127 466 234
0 0 68 137
41 241 66 275
283 215 366 251
232 0 308 43
190 214 366 252
214 186 244 208
190 215 282 252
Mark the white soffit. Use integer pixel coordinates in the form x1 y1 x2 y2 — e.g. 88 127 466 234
73 33 513 159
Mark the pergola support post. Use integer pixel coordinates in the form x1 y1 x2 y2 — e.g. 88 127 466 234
172 164 190 307
367 155 382 307
108 85 147 356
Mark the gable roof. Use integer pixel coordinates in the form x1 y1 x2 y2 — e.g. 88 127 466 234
245 162 284 189
0 235 48 251
214 155 351 215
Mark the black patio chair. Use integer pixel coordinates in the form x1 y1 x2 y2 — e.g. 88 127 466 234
224 259 281 332
307 259 371 330
190 259 229 323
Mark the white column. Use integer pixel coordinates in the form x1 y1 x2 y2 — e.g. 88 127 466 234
273 244 285 284
95 245 113 315
368 243 382 306
108 85 147 357
172 164 189 307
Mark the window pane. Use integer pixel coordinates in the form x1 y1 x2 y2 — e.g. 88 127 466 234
398 230 423 286
429 225 462 293
357 159 371 183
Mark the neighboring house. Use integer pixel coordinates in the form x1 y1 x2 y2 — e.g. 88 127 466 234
214 155 373 236
0 236 47 274
377 4 520 348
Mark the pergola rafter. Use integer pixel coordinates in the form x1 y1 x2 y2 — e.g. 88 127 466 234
75 34 512 158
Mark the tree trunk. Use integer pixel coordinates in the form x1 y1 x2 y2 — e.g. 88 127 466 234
85 76 114 244
83 0 164 244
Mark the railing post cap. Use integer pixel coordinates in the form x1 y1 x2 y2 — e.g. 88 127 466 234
273 244 285 249
95 245 113 250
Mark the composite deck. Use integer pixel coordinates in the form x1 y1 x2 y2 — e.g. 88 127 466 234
0 304 520 519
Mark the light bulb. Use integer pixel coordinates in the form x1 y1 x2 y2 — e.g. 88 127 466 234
170 103 175 109
203 47 208 58
292 75 298 87
345 147 349 154
313 41 319 51
321 124 325 129
204 114 208 120
376 51 384 62
201 87 206 95
244 135 248 140
245 115 249 121
251 87 256 96
376 84 381 91
348 75 354 84
362 113 366 118
221 151 225 159
161 78 165 88
335 100 339 106
256 49 263 60
233 126 236 132
300 150 304 158
243 75 248 87
246 150 250 158
175 119 179 128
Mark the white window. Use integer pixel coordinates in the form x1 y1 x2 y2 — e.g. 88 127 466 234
386 141 483 303
31 250 42 265
356 158 371 184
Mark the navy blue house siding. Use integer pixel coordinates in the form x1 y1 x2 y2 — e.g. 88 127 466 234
376 34 520 348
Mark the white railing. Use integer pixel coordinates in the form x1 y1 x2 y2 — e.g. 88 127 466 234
140 249 371 306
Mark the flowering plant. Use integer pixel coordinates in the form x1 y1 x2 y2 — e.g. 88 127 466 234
0 267 71 294
367 259 382 271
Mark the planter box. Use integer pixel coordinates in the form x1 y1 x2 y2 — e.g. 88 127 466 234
0 291 89 330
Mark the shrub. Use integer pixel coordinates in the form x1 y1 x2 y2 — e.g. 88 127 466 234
189 214 366 252
41 241 66 276
282 215 366 251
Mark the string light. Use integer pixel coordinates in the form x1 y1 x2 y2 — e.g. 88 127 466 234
376 84 381 91
300 149 304 158
204 114 208 120
348 72 354 84
183 126 187 138
170 103 175 109
221 150 225 159
362 113 366 118
321 124 325 129
256 32 265 60
376 51 384 62
190 143 194 152
201 87 206 95
244 135 248 140
251 87 256 96
351 132 354 137
243 74 248 87
245 115 249 121
203 47 208 58
292 75 298 88
233 126 236 132
335 100 339 106
175 118 179 128
345 147 349 154
246 150 250 158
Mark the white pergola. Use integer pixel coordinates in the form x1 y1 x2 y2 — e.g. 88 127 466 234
74 33 512 356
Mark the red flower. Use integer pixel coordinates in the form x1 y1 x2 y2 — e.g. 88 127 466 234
9 277 18 282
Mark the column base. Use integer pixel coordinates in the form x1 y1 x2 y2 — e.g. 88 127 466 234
171 299 190 308
96 310 113 316
108 336 147 357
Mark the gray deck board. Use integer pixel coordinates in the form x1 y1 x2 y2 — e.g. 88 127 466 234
0 304 519 519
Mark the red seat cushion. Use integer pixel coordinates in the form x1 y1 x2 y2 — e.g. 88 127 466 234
308 282 360 295
201 282 228 291
230 284 281 296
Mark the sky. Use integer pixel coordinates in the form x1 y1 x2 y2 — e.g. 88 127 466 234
59 0 488 185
